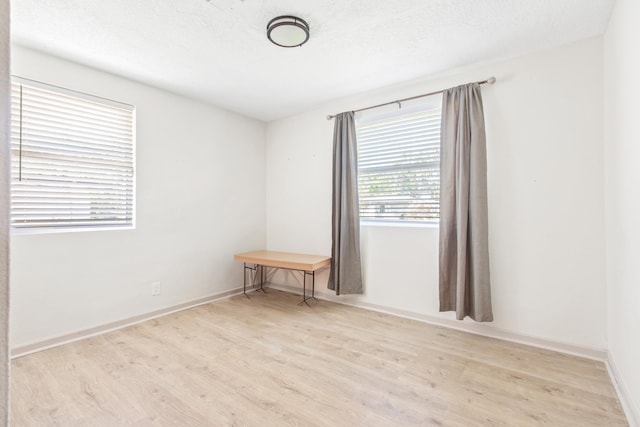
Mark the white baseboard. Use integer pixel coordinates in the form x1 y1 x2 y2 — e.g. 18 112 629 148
606 352 640 427
11 287 244 359
15 282 607 363
268 282 608 361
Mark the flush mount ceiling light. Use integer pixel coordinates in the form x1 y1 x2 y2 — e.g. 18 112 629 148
267 15 310 48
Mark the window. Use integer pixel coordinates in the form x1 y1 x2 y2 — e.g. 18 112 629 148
357 100 441 222
10 78 135 230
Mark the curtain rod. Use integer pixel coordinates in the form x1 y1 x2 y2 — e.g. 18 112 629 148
326 76 496 120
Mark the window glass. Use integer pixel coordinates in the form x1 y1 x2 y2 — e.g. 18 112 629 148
357 100 441 223
10 78 135 230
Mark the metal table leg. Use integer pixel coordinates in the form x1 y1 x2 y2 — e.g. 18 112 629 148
243 263 266 298
298 270 318 306
243 262 248 298
256 265 267 293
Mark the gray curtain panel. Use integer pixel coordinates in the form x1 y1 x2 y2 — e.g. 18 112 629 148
439 83 493 322
328 112 363 295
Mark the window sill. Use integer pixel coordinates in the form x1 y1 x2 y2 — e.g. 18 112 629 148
11 225 135 236
360 220 439 229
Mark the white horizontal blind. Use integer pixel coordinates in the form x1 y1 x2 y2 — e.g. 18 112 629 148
10 79 135 229
357 106 441 221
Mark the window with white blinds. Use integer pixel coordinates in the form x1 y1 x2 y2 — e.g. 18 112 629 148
10 78 135 230
357 102 441 222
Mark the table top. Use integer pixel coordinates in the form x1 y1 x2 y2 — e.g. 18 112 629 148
234 250 331 272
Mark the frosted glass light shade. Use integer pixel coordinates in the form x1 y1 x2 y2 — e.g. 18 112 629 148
267 16 310 48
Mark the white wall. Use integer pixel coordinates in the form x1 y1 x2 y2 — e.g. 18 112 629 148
266 38 607 351
604 0 640 422
1 0 11 422
10 46 266 348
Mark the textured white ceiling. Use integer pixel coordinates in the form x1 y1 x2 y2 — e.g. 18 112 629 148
11 0 615 121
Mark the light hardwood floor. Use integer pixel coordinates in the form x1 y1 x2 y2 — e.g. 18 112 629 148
11 290 627 426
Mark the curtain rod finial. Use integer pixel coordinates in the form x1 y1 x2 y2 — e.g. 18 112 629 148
327 115 334 120
486 76 496 84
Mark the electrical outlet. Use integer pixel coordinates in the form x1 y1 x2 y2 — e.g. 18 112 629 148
151 281 161 296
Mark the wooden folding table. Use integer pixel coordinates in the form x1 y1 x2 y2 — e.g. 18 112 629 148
234 250 331 305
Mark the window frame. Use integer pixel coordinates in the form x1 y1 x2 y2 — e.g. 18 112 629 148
355 96 442 225
9 76 136 233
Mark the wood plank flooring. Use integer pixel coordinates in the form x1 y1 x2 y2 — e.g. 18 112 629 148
11 290 627 426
